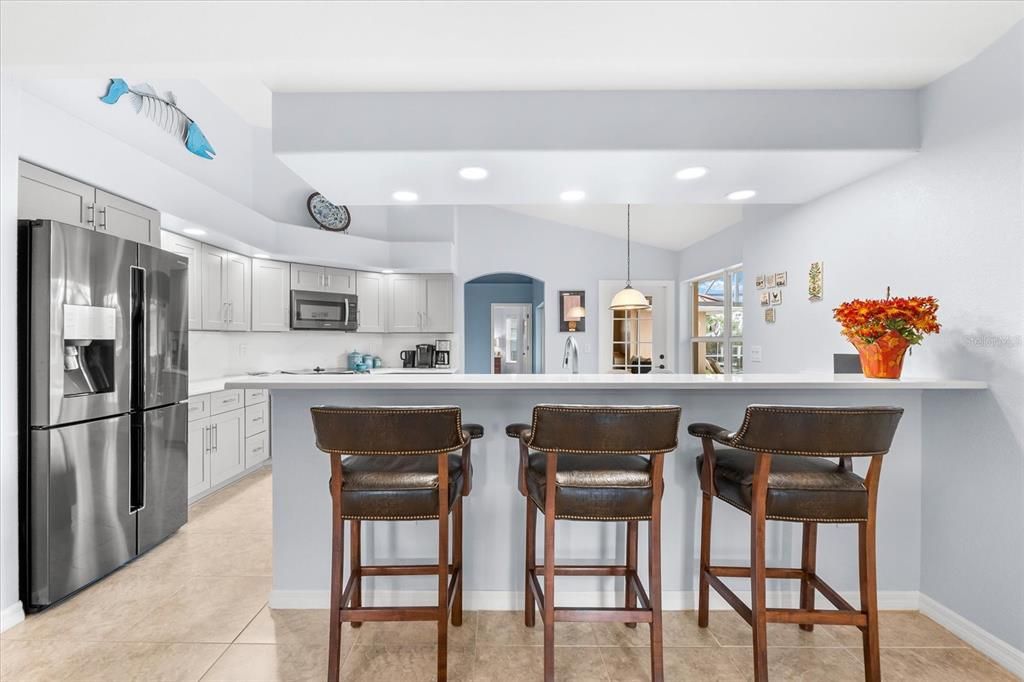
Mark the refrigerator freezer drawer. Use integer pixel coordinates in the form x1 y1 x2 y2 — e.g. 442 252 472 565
137 403 188 553
26 415 135 608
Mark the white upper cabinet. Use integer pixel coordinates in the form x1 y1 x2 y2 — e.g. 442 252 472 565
200 245 251 331
94 189 160 246
422 274 454 333
324 267 356 294
251 259 290 332
387 274 424 332
224 253 252 331
355 271 386 333
200 245 229 330
290 263 356 294
161 231 203 330
18 161 94 228
290 263 325 291
18 162 159 245
386 273 454 333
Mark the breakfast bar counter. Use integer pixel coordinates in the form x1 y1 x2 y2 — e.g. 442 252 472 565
225 373 986 610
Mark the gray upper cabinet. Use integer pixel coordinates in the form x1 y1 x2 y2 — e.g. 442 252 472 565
18 161 95 228
385 273 454 333
94 189 160 246
422 274 454 333
355 271 386 333
290 263 355 294
251 259 290 332
201 245 252 331
161 231 203 330
17 161 160 246
324 267 356 294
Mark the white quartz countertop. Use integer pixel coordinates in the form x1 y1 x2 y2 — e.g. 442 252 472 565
191 368 456 395
224 372 987 391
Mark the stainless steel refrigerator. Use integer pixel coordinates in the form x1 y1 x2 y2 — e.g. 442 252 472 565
18 219 189 610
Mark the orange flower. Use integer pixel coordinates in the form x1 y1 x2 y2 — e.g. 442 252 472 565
833 295 940 345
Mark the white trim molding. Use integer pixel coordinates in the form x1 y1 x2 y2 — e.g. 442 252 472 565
919 594 1024 679
0 600 25 633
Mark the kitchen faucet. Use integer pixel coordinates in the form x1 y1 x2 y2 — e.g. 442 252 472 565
562 335 580 374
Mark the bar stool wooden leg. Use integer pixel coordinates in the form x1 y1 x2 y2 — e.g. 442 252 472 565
452 498 464 627
328 457 345 682
625 520 638 628
543 452 557 682
525 500 537 627
648 453 665 682
350 521 362 628
698 492 713 628
799 522 817 632
437 453 450 682
860 455 884 682
750 453 770 682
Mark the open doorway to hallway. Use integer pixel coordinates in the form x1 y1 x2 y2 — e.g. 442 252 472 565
464 273 544 374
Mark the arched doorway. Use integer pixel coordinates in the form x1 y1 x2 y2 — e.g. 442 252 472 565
464 273 545 374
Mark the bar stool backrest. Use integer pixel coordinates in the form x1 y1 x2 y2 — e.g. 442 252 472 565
310 405 468 456
527 404 681 454
730 405 903 457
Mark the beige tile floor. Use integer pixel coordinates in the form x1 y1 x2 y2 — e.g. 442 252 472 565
2 466 1015 681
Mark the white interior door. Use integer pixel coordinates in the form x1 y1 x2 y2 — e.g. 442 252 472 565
598 280 675 373
491 303 532 374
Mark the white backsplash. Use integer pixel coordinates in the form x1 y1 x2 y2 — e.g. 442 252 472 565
188 331 455 379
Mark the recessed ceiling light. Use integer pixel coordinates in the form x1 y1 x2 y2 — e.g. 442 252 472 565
253 253 270 259
382 269 395 274
182 227 206 236
560 189 586 202
458 166 488 180
726 189 757 201
392 190 418 202
675 166 708 180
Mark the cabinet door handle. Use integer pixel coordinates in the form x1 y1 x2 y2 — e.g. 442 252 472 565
97 207 106 230
326 273 332 289
202 425 208 454
86 203 95 227
212 424 218 451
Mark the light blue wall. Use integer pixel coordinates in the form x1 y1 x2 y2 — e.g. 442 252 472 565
464 282 536 374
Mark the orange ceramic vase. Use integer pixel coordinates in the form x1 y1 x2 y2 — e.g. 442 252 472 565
851 332 911 379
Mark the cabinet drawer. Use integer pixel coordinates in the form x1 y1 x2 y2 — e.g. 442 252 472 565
245 432 270 468
244 388 267 406
210 389 244 415
245 403 268 437
188 394 211 421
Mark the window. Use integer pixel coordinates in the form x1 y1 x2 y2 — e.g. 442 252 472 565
611 295 654 373
690 267 743 374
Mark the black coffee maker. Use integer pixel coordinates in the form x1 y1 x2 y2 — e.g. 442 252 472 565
414 344 436 368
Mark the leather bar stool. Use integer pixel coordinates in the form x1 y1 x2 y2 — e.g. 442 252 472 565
689 405 903 682
506 404 682 682
310 406 484 682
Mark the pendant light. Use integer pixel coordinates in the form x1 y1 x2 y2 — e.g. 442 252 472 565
609 204 652 311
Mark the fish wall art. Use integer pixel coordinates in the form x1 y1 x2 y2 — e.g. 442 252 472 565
100 78 216 160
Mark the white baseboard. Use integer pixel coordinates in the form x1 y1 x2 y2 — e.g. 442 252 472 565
0 601 25 633
269 588 920 611
919 594 1024 679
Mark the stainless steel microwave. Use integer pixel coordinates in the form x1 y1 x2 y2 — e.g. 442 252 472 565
290 290 358 331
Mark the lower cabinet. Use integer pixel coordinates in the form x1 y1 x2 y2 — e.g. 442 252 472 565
209 408 245 484
188 388 271 501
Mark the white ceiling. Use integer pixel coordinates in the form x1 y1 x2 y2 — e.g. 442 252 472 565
499 204 746 251
3 2 1022 127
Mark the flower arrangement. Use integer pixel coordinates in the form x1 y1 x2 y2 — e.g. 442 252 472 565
833 294 940 378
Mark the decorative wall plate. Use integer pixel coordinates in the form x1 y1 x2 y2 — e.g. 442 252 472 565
307 193 351 232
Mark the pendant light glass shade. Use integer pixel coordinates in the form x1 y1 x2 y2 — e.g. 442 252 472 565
609 204 652 311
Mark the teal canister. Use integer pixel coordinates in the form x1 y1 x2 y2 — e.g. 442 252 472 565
347 351 363 370
372 356 383 369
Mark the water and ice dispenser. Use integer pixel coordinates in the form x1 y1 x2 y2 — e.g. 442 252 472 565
62 304 116 397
